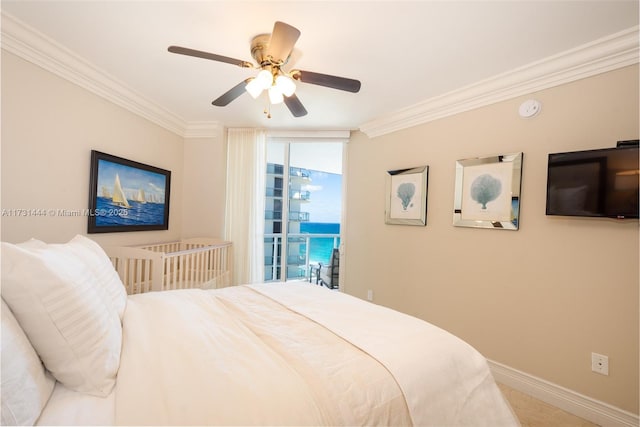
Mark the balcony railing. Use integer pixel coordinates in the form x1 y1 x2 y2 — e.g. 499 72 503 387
289 190 311 201
289 167 310 179
264 233 340 282
289 211 310 221
266 164 310 180
265 211 309 221
266 187 283 198
264 210 282 220
267 164 284 175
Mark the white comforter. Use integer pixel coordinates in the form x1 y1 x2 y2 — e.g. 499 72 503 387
115 283 518 426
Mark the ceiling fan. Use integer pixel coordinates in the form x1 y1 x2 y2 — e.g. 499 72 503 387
168 21 361 118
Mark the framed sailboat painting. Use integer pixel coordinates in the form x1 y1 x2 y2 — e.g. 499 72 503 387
88 150 171 233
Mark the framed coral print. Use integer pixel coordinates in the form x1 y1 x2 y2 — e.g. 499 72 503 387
385 166 429 226
88 150 171 233
453 152 523 230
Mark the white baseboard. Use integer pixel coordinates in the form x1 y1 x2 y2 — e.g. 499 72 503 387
488 360 639 427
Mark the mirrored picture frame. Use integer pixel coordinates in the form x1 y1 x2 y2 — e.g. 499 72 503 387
385 165 429 226
453 152 523 230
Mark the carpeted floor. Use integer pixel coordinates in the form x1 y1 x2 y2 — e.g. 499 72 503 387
498 383 599 426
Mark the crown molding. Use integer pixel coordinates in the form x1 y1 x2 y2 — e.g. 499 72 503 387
0 11 224 138
266 130 351 142
183 121 224 139
359 26 640 139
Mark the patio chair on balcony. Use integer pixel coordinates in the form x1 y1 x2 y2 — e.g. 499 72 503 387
318 248 340 289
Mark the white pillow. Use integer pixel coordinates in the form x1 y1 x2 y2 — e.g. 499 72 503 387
56 235 127 320
1 299 56 426
15 238 47 250
15 236 127 321
1 242 121 397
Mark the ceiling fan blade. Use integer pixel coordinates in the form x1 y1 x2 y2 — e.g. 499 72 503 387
168 46 252 68
294 70 361 93
265 21 301 64
283 94 308 117
212 79 250 106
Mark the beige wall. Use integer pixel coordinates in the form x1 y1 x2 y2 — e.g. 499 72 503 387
344 65 639 413
181 135 227 239
1 52 189 246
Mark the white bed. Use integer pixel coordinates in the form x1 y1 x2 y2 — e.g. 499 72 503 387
1 235 518 426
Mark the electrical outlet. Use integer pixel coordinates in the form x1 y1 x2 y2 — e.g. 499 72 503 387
591 352 609 375
366 289 373 301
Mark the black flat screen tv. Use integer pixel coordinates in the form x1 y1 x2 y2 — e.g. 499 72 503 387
546 144 639 219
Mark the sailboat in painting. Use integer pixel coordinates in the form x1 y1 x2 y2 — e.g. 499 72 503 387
134 188 147 204
112 173 131 208
101 186 111 198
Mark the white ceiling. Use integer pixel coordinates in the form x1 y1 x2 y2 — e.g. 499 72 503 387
2 1 638 133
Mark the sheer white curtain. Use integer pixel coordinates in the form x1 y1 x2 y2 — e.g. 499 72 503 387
224 128 266 284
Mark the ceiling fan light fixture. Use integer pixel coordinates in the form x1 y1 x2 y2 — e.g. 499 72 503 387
245 77 264 99
275 75 296 97
245 69 275 99
268 86 284 104
256 69 274 90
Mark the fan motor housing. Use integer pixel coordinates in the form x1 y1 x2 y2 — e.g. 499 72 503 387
250 34 271 66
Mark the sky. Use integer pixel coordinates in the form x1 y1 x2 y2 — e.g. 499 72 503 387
302 170 342 223
97 159 167 202
267 142 343 224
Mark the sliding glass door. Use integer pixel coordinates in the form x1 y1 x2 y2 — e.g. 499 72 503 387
264 141 343 283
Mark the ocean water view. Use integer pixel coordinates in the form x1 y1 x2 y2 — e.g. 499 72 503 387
300 222 340 264
95 197 166 226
